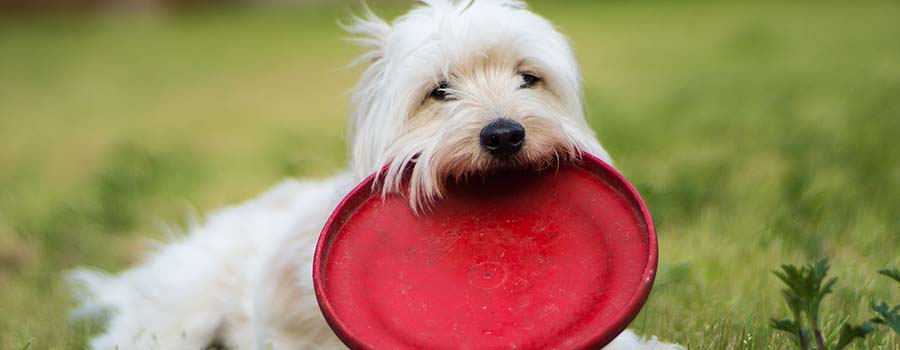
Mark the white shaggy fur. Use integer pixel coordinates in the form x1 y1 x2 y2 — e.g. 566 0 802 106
69 1 682 349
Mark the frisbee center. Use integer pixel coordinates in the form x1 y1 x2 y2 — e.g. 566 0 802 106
467 262 507 289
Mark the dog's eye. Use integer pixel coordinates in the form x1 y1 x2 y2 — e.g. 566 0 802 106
430 81 451 101
519 73 541 89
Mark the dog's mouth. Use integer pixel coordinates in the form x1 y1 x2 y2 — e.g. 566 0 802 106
387 145 581 212
499 149 576 170
453 146 579 182
485 154 536 170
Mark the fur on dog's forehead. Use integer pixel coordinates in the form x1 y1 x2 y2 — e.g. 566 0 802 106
386 1 581 102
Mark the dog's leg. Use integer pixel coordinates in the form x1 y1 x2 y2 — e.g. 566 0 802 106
225 177 353 350
226 231 345 350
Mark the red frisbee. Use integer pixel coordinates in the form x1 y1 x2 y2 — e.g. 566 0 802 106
313 152 657 350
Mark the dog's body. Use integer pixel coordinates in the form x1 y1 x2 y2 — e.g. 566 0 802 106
70 1 681 349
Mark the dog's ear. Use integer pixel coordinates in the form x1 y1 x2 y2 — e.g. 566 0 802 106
343 4 397 180
341 4 392 66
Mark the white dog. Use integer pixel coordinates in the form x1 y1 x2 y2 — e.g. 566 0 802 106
69 1 681 349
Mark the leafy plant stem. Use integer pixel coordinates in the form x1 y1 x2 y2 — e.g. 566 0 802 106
813 329 825 350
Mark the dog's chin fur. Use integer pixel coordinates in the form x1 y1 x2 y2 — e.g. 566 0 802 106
68 1 680 350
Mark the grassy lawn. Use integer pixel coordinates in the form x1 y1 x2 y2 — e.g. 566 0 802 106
1 0 899 348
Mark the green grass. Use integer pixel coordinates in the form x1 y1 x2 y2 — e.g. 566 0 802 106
1 1 899 349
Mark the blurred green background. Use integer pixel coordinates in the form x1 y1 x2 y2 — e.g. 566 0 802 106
1 0 899 349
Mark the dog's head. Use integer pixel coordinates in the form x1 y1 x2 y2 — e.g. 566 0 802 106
345 0 611 210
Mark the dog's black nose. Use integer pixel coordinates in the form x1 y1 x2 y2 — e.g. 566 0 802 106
480 119 525 158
